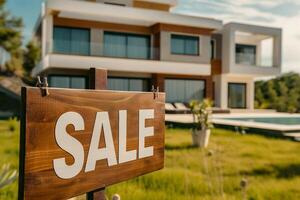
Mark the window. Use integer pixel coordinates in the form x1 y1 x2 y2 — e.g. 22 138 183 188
165 79 205 103
108 77 150 92
211 39 216 59
171 34 199 56
228 83 246 108
104 32 150 59
235 44 256 65
48 75 87 89
53 27 90 56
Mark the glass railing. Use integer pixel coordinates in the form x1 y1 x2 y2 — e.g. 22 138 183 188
235 53 256 66
46 40 160 60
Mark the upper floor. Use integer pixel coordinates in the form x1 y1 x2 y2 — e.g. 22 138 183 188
32 0 222 76
218 23 282 76
32 0 282 78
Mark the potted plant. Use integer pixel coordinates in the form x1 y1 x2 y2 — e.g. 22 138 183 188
189 99 213 148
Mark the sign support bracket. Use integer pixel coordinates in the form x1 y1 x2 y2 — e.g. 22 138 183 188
86 67 107 200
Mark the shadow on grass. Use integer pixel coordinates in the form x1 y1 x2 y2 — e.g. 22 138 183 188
240 163 300 179
165 144 197 151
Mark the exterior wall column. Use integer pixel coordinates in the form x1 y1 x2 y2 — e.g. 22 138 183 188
42 14 53 58
220 75 228 109
205 76 213 100
247 79 255 110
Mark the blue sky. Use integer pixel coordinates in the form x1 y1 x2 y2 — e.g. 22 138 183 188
5 0 300 73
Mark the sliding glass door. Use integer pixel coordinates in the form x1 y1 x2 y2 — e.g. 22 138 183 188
48 75 87 89
235 44 256 66
53 26 90 56
108 77 150 92
228 83 246 108
104 32 150 59
165 79 205 103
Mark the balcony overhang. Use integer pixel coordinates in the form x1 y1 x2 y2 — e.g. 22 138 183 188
229 65 281 77
32 54 211 77
44 0 222 30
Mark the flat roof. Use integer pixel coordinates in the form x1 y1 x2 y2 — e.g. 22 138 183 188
42 0 222 30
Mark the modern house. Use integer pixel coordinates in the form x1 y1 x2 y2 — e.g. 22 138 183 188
32 0 282 110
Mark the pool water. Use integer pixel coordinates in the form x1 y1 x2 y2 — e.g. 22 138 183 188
225 117 300 125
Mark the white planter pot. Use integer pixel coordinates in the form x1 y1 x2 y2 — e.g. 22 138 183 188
192 129 211 148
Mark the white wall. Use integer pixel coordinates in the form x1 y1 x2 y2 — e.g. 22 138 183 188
213 74 254 110
221 23 282 77
91 29 103 56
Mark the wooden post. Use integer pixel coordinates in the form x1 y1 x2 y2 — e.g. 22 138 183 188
89 68 107 90
87 67 107 200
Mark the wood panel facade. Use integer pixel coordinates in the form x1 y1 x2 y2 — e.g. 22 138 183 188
133 1 171 11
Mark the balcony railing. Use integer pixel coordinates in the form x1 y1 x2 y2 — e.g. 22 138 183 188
235 53 256 66
47 40 160 60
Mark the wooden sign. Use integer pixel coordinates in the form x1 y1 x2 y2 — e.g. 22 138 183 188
19 87 165 200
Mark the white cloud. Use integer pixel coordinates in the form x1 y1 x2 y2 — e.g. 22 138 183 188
174 0 300 73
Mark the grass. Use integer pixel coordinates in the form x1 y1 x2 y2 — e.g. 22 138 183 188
0 120 19 200
0 121 300 199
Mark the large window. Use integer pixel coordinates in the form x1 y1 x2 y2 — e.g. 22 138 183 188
48 75 87 89
165 79 205 103
108 77 150 92
104 32 150 59
171 34 199 56
235 44 256 65
228 83 246 108
53 27 90 56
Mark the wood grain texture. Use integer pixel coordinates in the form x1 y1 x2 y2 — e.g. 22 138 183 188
133 1 171 11
211 59 222 75
89 68 107 90
20 87 165 200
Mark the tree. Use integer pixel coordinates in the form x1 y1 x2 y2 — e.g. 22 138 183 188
23 39 41 76
0 0 23 75
255 73 300 113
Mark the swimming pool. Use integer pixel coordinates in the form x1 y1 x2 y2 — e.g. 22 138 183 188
224 117 300 125
212 114 300 141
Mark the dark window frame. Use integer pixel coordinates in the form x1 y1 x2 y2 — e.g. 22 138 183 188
53 26 91 56
48 74 88 89
164 78 206 103
103 31 151 60
235 43 257 65
171 34 200 56
228 82 247 109
108 76 151 92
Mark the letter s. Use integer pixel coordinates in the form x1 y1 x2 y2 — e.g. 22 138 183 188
53 112 85 179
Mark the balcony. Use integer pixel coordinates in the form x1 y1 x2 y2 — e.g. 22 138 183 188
222 23 282 76
33 38 211 76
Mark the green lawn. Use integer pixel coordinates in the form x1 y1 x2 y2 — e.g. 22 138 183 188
1 121 300 200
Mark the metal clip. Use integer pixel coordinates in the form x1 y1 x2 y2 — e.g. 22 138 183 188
151 85 159 99
36 76 49 97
